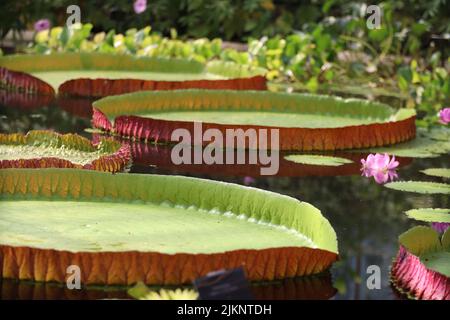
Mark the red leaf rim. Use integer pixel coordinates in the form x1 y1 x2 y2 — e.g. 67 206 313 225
0 67 55 95
92 107 416 151
59 75 267 98
0 131 130 173
391 245 450 300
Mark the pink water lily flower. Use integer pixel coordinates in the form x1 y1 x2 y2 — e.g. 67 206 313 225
34 19 50 32
361 153 399 184
134 0 147 14
438 108 450 124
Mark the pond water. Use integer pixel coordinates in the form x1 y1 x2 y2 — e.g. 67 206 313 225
0 93 448 300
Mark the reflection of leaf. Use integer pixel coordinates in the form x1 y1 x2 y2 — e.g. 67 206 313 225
384 181 450 194
405 208 450 223
284 154 353 166
421 168 450 179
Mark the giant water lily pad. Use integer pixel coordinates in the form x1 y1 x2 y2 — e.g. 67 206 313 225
391 226 450 300
0 53 266 97
0 169 338 285
0 130 130 172
92 90 416 151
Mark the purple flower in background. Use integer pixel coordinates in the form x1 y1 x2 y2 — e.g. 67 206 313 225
431 222 449 233
34 19 51 32
243 176 256 186
438 108 450 124
134 0 147 14
361 153 399 184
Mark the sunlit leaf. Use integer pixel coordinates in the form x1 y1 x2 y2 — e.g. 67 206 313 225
284 154 353 166
421 168 450 179
0 168 338 286
405 208 450 223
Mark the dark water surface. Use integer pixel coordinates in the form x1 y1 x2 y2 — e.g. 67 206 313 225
0 93 448 300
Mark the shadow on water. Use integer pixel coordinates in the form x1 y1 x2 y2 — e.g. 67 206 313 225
0 90 448 300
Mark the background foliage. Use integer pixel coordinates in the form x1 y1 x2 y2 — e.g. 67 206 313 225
0 1 449 126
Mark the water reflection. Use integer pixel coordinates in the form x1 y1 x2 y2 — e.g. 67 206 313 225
0 90 92 134
0 273 336 300
0 91 448 300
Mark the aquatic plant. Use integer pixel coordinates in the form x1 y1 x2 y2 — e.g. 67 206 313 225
0 168 338 286
0 130 130 173
391 226 449 300
0 53 267 98
361 153 399 184
92 90 416 151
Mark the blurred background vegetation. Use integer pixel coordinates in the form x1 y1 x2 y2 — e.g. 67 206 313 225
0 0 448 126
1 0 449 40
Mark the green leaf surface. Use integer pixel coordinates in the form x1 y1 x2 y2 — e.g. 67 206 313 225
405 208 450 223
367 130 450 158
420 252 450 277
0 169 338 255
94 90 413 129
128 282 198 300
399 226 441 256
399 226 450 277
0 131 121 166
421 168 450 179
284 154 353 166
0 53 264 90
384 181 450 195
443 228 450 251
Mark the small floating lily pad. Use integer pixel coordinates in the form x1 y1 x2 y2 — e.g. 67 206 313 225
367 128 450 158
421 168 450 179
405 208 450 223
384 181 450 194
284 154 353 166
